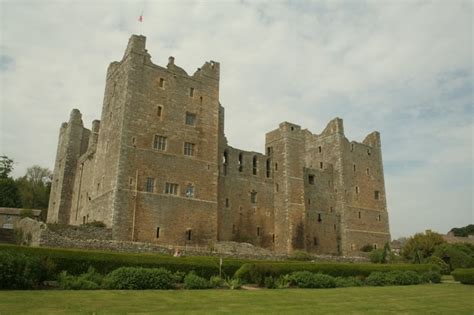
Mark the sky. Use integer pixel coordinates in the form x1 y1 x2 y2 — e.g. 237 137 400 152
0 0 472 238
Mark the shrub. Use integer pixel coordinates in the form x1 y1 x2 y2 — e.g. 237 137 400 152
386 270 421 285
335 277 363 288
224 277 242 290
276 274 291 289
421 271 441 284
425 256 450 275
104 267 174 290
264 276 277 289
83 221 106 228
451 268 474 285
369 249 385 263
288 250 313 261
433 244 474 271
0 251 46 289
290 271 336 288
210 275 223 288
172 271 186 283
0 244 244 279
233 261 439 285
58 269 100 290
184 272 210 289
365 272 390 286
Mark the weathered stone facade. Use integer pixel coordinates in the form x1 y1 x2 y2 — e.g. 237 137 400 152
47 34 390 255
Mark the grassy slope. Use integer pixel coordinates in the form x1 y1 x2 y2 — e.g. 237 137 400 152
0 284 472 314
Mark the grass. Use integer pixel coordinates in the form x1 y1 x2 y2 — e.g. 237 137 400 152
0 284 472 314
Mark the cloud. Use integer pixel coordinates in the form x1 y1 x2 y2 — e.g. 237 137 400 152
0 0 472 238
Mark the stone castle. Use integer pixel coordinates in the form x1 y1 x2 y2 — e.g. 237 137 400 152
47 35 390 255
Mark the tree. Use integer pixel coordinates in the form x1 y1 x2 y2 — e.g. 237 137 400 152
0 177 22 207
450 224 474 237
402 230 445 261
16 165 52 213
0 155 14 179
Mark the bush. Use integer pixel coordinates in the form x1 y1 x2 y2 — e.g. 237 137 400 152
264 276 277 289
82 221 106 228
421 271 441 284
233 261 439 285
288 250 313 261
433 244 474 271
58 268 101 290
365 272 390 286
0 251 50 289
335 277 363 287
172 271 186 283
276 274 291 289
210 275 223 288
386 270 421 285
0 244 244 279
104 267 174 290
289 271 336 288
184 272 210 289
224 277 242 290
426 256 450 275
369 249 385 263
451 268 474 285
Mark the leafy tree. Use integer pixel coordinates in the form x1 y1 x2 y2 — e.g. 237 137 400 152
16 166 52 213
402 230 445 261
0 177 22 207
433 243 474 271
0 155 14 179
450 225 474 237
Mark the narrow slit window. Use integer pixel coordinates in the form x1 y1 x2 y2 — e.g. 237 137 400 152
366 168 370 175
252 156 257 175
374 190 380 200
367 149 371 156
250 191 257 204
318 146 322 153
146 177 154 192
275 163 278 171
232 224 235 234
320 162 323 169
275 183 279 192
377 214 381 221
257 227 260 236
189 87 194 97
238 153 243 172
223 150 228 175
355 186 359 194
266 158 271 178
156 227 160 238
358 211 361 219
159 78 165 88
157 106 163 117
225 198 229 208
314 237 318 246
186 229 192 241
318 213 322 222
353 164 356 172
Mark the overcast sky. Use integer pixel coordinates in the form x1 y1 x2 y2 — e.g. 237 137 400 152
0 0 472 238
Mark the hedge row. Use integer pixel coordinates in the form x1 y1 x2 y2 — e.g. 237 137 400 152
0 245 244 279
234 262 440 285
451 268 474 285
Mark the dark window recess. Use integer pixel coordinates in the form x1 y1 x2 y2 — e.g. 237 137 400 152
309 175 315 185
225 198 229 208
367 149 371 156
355 186 359 194
275 183 279 192
200 96 203 104
318 146 322 153
266 159 271 178
353 164 356 172
318 213 322 222
238 153 243 172
159 78 164 88
308 199 311 205
257 227 260 236
250 191 257 204
185 112 196 125
186 229 192 241
334 224 336 231
366 168 370 175
252 156 257 175
156 227 160 238
374 190 380 200
275 163 278 171
358 211 361 219
157 106 162 117
165 183 179 195
223 151 228 175
232 224 235 234
320 162 323 169
377 214 381 221
272 234 275 243
146 177 154 192
189 87 194 97
313 237 319 246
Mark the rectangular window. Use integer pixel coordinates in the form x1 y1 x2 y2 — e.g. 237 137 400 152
374 190 380 200
225 198 229 208
355 186 359 194
308 175 315 185
146 177 154 192
156 227 160 238
185 112 196 125
320 162 323 169
184 142 195 156
189 87 194 97
257 227 260 236
157 106 163 117
232 224 235 234
153 135 167 151
366 168 370 175
318 213 322 222
353 164 356 172
185 185 194 198
314 237 319 246
159 78 165 88
165 183 179 195
377 214 381 221
250 191 257 204
358 211 361 219
318 146 322 153
186 229 192 241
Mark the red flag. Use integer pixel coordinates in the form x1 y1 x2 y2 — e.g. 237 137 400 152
138 14 143 22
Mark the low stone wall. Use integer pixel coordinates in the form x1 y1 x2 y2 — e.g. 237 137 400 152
14 218 368 262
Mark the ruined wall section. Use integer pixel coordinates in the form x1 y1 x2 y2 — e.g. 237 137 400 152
218 146 274 248
47 110 90 224
340 132 390 254
111 35 220 245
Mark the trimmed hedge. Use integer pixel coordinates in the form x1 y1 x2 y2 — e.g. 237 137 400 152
234 262 440 284
451 268 474 285
0 244 244 279
103 267 175 289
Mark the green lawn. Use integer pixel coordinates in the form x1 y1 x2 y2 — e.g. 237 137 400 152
0 284 472 314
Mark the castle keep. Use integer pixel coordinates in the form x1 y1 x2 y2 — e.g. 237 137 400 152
47 35 391 255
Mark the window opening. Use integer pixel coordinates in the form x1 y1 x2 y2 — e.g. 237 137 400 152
223 150 228 175
318 146 322 153
159 78 164 88
250 191 257 204
185 112 196 125
257 227 260 236
184 142 195 156
374 190 380 200
266 158 271 178
165 183 179 195
185 185 194 198
186 229 192 241
157 106 162 117
309 175 315 185
252 156 258 175
146 178 154 192
156 227 160 238
189 87 194 97
320 162 323 169
153 135 167 151
318 213 322 222
238 153 243 172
